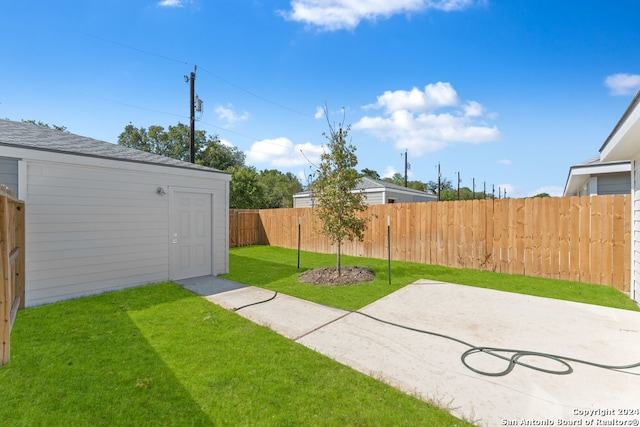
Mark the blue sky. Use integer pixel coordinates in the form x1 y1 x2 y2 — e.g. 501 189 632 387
2 0 640 197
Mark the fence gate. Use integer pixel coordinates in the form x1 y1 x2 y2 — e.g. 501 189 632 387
1 185 25 366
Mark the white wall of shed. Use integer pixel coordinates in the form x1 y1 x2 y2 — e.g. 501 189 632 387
22 157 228 306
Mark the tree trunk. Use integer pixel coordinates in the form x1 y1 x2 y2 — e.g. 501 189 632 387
337 241 341 276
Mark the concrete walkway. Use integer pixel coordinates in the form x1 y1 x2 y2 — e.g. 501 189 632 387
176 276 640 427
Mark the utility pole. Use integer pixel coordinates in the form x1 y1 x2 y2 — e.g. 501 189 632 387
185 66 197 163
403 150 409 187
437 163 441 201
457 171 461 200
472 178 475 200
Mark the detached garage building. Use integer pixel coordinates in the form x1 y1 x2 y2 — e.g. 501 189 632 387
0 119 230 306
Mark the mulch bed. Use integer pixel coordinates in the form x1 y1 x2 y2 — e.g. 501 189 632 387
298 266 375 285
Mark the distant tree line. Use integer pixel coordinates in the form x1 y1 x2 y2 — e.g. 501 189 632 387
358 168 551 200
118 122 302 209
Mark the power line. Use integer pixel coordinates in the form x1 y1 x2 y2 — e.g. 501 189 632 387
76 30 315 119
75 30 190 66
198 67 314 118
77 92 187 120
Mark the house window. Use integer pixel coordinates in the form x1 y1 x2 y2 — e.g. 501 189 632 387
387 198 396 204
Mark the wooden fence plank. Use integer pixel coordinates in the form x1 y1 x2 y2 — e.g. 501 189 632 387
548 197 560 280
409 203 417 262
611 195 626 290
485 199 495 271
590 196 603 285
558 197 570 281
600 196 614 287
500 199 510 273
436 202 445 265
469 200 478 269
454 201 464 268
540 197 552 278
568 196 581 282
492 199 502 272
465 201 474 268
523 198 533 275
579 196 592 283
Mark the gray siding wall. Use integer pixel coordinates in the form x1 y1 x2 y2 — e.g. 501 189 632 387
24 158 228 306
633 161 640 302
0 156 18 194
294 190 435 206
363 191 384 205
596 172 631 195
385 190 435 203
293 195 314 208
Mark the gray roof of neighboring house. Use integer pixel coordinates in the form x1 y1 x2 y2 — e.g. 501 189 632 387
294 177 436 197
0 119 228 175
357 177 435 194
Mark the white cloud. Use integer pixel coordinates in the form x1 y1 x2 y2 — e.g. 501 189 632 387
381 165 397 179
219 138 235 148
604 73 640 96
498 159 511 165
354 82 500 156
463 100 484 117
366 82 459 113
215 104 250 126
159 0 184 7
314 106 325 119
245 137 324 168
281 0 483 31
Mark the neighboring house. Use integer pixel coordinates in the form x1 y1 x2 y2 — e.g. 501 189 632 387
597 91 640 303
293 177 437 208
0 119 230 306
563 156 631 196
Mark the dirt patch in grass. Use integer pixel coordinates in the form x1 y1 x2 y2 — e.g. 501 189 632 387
299 266 375 285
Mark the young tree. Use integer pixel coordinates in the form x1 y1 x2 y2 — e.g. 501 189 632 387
312 112 367 275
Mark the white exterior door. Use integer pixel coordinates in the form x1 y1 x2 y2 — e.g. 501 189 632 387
170 191 212 280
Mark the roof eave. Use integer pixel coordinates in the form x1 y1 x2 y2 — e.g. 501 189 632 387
600 90 640 161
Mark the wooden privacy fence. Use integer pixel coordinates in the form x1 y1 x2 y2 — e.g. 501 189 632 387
229 195 631 292
1 185 25 366
229 209 264 248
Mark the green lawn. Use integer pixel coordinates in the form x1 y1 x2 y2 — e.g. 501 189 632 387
223 245 640 312
1 282 470 427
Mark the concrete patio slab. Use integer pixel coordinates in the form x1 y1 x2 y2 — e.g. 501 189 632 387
297 280 640 426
